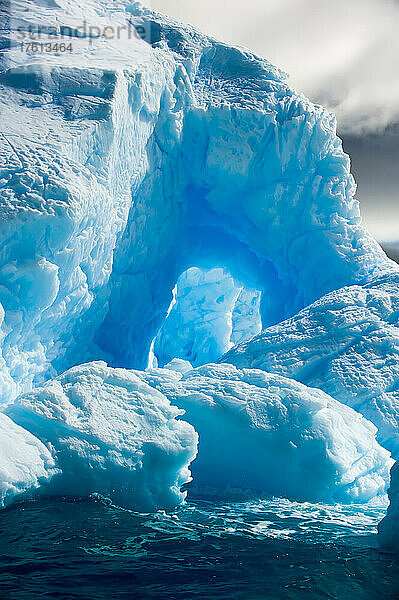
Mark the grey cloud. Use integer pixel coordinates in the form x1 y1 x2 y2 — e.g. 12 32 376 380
151 0 399 135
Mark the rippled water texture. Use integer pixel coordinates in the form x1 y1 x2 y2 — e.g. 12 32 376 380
0 494 398 599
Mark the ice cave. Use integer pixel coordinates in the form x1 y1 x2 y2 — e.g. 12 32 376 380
1 0 399 597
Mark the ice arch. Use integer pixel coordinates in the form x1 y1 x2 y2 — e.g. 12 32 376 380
94 9 388 369
153 267 262 367
0 0 391 400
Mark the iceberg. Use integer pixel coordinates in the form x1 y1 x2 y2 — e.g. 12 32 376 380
0 0 398 518
138 363 393 503
0 413 57 507
5 360 392 506
6 362 198 511
379 461 399 549
0 0 393 405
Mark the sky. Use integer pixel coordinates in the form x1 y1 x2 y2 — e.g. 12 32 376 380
150 0 399 242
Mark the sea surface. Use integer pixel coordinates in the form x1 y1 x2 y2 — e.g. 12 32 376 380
0 492 398 600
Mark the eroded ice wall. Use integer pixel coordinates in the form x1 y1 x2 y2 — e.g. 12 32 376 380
0 0 393 404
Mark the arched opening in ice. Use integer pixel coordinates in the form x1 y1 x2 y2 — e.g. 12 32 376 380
93 96 380 372
152 266 262 368
0 0 397 514
0 2 390 399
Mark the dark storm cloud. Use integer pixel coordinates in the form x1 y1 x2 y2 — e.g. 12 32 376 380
342 125 399 241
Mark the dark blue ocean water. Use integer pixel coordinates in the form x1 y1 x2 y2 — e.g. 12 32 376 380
0 493 398 600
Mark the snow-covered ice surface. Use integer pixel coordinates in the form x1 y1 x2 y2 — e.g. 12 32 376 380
6 362 198 511
0 412 57 507
137 363 393 504
223 276 399 459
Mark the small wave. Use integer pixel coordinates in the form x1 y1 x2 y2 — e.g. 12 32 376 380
83 494 388 557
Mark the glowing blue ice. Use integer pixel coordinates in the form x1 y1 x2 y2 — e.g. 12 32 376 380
154 267 262 367
0 0 391 403
0 0 398 513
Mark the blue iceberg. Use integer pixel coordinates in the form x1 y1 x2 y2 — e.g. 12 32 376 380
0 413 57 507
0 0 398 525
0 0 391 400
